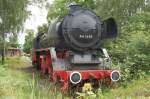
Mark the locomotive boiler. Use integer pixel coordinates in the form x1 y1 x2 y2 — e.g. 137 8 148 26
32 3 120 92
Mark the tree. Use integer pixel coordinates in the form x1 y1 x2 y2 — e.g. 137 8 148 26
95 0 145 26
47 0 96 21
23 29 34 54
37 23 48 33
8 33 19 48
0 0 30 64
47 0 146 27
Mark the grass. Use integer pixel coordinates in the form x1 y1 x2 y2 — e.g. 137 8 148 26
0 56 64 99
0 56 150 99
99 77 150 99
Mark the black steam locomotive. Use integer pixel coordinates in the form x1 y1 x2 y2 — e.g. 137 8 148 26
32 3 120 92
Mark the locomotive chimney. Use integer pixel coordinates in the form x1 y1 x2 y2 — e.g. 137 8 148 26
68 2 82 12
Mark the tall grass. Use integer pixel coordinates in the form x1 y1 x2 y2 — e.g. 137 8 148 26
0 56 149 99
0 56 65 99
98 77 150 99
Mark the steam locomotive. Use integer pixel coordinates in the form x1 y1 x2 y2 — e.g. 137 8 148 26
32 3 120 92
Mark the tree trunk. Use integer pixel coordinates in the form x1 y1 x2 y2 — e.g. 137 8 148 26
1 32 5 65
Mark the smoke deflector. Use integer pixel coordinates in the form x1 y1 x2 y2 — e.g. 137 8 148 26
102 18 118 39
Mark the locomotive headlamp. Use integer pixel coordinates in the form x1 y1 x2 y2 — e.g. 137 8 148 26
110 70 120 82
70 71 82 84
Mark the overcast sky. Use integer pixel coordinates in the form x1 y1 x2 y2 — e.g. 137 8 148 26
18 0 53 45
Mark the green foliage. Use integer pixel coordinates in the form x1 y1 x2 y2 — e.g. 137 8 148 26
100 77 150 99
23 29 34 54
105 11 150 83
8 33 20 48
47 0 69 21
0 0 30 64
0 0 30 33
47 0 96 21
47 0 146 26
94 0 145 25
37 23 48 33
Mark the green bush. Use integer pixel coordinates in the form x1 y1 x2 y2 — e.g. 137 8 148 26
104 12 150 84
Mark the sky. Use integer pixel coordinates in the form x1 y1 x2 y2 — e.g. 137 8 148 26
18 0 53 45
